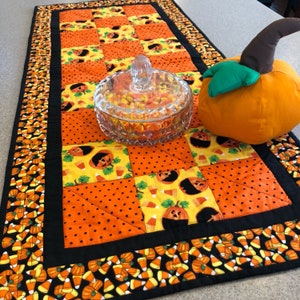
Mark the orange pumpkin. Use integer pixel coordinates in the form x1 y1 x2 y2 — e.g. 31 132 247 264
162 201 189 229
198 18 300 145
71 263 85 276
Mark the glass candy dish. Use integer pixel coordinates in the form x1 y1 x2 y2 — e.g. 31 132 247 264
94 55 193 146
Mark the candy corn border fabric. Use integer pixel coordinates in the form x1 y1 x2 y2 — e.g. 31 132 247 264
1 1 300 300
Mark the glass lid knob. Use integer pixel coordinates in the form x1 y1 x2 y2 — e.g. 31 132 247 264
130 54 153 92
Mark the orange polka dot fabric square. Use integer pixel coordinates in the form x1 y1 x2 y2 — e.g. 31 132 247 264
61 109 107 146
101 41 145 60
134 23 175 40
200 156 292 219
61 60 107 88
149 52 198 73
63 179 146 248
60 29 100 48
60 9 94 23
94 16 130 28
128 136 196 177
122 4 157 16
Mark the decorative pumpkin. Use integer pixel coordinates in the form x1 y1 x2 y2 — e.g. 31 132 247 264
198 18 300 144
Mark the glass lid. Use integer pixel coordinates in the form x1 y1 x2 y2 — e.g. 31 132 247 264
94 55 192 122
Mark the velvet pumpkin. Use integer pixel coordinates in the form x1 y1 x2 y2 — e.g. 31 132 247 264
198 18 300 145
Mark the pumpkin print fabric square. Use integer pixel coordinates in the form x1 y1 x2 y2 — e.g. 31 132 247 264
135 166 221 233
62 141 132 186
60 19 96 31
61 45 104 64
61 82 98 111
141 37 185 56
186 126 257 165
127 13 163 25
104 57 134 74
92 6 126 19
176 71 203 95
97 25 138 43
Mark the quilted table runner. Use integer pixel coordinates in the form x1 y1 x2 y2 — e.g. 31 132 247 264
1 0 300 299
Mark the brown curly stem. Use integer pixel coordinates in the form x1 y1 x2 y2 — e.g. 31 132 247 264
240 18 300 74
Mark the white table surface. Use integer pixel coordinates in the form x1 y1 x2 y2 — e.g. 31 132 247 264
175 0 300 72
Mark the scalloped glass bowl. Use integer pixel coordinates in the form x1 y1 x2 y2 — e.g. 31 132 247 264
94 56 193 146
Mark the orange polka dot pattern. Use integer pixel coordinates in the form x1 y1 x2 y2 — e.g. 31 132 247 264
1 1 300 300
63 178 145 247
61 108 107 145
201 157 292 219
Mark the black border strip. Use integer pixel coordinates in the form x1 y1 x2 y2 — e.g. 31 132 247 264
43 7 65 264
43 3 300 267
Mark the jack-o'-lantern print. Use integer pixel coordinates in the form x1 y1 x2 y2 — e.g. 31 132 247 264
69 58 85 64
179 177 208 195
181 74 195 85
178 72 202 95
74 20 94 29
107 32 119 39
60 23 73 31
196 207 223 223
105 58 131 74
73 49 90 57
156 170 179 183
216 136 241 149
89 150 113 169
61 101 74 111
148 43 163 52
161 200 189 229
70 83 89 94
190 130 211 148
111 6 125 14
106 63 117 73
67 145 94 156
166 38 184 51
91 6 125 20
135 16 153 24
